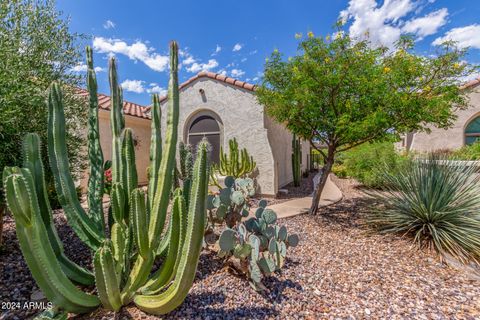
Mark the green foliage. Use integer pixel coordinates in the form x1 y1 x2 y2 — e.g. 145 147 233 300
0 0 87 209
448 141 480 160
208 177 299 290
333 141 409 188
3 42 208 316
367 156 480 264
256 22 478 213
213 138 256 178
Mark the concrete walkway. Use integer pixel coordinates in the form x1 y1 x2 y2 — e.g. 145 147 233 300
262 174 343 219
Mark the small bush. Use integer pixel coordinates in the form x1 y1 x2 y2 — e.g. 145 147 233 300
368 156 480 264
450 141 480 160
334 141 408 188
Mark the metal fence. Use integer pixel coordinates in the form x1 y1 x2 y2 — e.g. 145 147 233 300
307 153 323 171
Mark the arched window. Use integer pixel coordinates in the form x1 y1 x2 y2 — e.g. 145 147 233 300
465 116 480 145
187 115 221 163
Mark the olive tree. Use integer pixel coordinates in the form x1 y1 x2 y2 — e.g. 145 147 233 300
257 26 478 214
0 0 87 245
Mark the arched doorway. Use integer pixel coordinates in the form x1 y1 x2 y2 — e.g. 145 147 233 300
187 113 221 163
465 115 480 145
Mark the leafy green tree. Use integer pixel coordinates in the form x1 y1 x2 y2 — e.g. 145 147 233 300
257 25 478 214
0 0 87 243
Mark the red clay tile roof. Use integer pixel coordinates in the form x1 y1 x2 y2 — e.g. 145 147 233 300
460 77 480 90
76 89 151 120
157 71 257 104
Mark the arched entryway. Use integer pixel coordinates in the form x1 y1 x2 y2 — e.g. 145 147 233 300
465 115 480 145
185 111 222 163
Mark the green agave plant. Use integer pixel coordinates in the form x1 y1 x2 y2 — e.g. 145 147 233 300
367 155 480 264
3 41 209 316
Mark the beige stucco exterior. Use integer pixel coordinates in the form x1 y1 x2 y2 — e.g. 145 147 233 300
398 84 480 153
80 109 152 188
157 77 309 196
80 76 310 196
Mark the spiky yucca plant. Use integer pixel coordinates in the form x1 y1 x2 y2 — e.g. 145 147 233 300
368 156 480 264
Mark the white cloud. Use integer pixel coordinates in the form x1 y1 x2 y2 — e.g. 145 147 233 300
232 43 243 51
212 45 222 56
340 0 449 48
147 84 167 95
241 57 247 62
103 20 116 29
218 69 227 76
231 69 245 78
433 24 480 49
121 79 145 93
249 50 258 55
182 56 196 65
403 8 448 39
71 64 105 73
93 37 169 72
186 59 219 73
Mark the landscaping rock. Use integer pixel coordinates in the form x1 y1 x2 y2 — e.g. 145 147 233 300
1 176 480 319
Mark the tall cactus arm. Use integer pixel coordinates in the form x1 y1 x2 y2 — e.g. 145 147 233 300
134 139 209 315
110 183 126 224
93 243 122 312
110 222 127 277
120 252 154 305
120 128 138 206
109 57 124 138
120 190 152 304
142 189 186 294
148 41 180 251
47 82 104 250
148 94 162 207
86 46 105 232
109 57 125 185
130 189 149 258
22 134 94 285
3 169 100 314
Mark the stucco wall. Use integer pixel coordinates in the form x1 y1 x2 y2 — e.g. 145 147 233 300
265 116 310 188
405 88 480 152
80 110 152 188
159 78 277 195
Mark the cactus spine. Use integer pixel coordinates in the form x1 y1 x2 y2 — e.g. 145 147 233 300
3 41 207 316
292 134 301 187
214 138 256 178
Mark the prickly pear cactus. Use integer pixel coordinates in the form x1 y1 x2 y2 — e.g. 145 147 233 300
208 177 299 290
3 41 208 316
207 176 254 228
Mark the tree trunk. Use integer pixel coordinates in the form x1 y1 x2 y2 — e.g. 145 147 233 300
309 148 335 215
0 204 4 248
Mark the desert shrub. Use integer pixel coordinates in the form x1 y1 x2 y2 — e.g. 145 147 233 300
368 156 480 264
450 141 480 160
334 141 409 188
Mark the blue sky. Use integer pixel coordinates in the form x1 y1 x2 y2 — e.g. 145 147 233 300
57 0 480 106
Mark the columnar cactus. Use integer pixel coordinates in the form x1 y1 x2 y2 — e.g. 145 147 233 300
3 41 208 316
214 138 256 178
292 134 301 187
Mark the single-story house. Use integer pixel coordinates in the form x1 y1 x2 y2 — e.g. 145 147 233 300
79 72 310 196
397 77 480 153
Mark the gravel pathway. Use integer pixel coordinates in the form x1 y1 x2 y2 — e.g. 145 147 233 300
1 176 479 319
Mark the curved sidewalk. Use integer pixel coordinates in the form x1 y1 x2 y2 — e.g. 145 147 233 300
266 174 343 219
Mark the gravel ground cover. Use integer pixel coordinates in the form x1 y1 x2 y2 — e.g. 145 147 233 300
1 176 479 319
